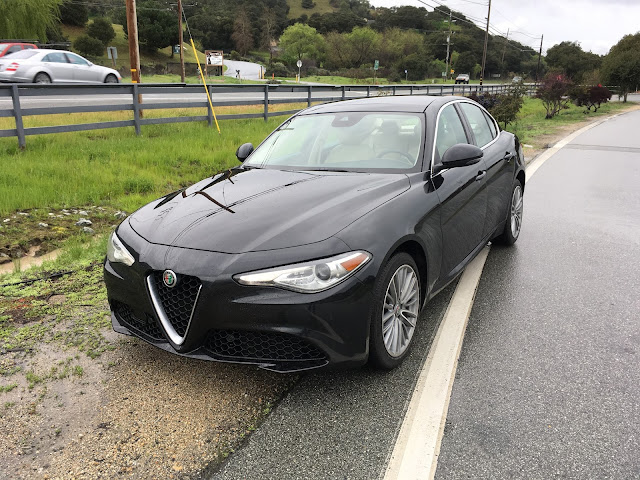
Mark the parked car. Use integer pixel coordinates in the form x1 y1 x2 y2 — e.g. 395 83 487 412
512 76 523 83
104 95 525 372
0 48 120 83
0 42 38 58
455 73 470 84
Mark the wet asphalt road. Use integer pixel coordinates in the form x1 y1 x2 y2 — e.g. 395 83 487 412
436 110 640 478
211 283 457 480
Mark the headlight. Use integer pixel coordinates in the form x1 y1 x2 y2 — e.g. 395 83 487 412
234 251 371 293
107 232 135 266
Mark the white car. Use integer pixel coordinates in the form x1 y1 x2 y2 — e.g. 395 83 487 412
0 48 121 84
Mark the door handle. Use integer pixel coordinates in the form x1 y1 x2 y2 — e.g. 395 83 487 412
503 151 513 162
475 170 486 181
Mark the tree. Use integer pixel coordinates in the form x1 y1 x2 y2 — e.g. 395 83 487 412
122 0 178 53
279 23 325 62
601 33 640 102
261 7 278 57
231 7 254 56
455 51 477 76
74 34 104 57
546 41 601 81
87 17 115 47
570 85 612 112
0 0 62 42
535 72 573 119
345 27 379 66
60 0 88 26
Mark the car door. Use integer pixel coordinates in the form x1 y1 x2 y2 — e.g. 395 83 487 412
458 102 515 238
65 52 101 83
432 102 488 283
42 52 74 82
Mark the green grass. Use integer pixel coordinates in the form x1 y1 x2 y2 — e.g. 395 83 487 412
287 0 337 19
509 97 632 146
0 116 287 216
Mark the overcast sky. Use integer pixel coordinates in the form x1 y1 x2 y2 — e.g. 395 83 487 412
368 0 640 55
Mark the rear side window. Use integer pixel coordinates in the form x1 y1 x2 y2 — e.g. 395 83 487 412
4 49 39 59
43 52 68 63
5 45 22 55
434 104 469 162
459 102 494 147
483 110 498 138
66 53 89 66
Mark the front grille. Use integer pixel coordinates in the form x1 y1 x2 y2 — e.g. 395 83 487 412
205 330 326 362
113 301 164 340
151 271 201 337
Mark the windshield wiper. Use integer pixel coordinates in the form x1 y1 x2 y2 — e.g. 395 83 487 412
301 168 353 173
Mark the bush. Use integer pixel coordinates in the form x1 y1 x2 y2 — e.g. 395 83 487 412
266 62 291 77
570 84 612 113
87 18 115 47
469 82 527 129
302 0 315 8
536 72 573 119
73 35 104 58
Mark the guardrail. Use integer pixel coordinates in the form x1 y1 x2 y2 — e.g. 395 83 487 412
0 82 531 148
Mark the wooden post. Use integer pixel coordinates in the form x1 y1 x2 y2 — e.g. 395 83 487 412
11 84 25 149
178 0 185 83
126 0 142 116
132 84 141 136
264 84 269 122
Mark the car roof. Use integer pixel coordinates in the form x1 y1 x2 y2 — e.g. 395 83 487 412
301 95 468 114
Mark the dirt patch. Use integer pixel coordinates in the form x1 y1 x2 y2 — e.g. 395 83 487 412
0 206 125 262
0 265 295 479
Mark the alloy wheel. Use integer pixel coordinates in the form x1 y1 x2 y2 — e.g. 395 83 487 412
382 264 419 357
510 185 523 239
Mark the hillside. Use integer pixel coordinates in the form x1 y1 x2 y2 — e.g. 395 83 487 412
287 0 338 19
61 23 206 72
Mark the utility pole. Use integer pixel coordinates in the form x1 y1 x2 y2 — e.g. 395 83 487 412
535 34 544 84
178 0 185 82
445 10 452 82
125 0 141 85
480 0 492 86
500 27 509 78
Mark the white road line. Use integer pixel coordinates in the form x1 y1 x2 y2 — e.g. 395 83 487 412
382 113 607 479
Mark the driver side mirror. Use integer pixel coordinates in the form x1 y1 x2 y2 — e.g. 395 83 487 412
440 143 483 169
235 143 254 162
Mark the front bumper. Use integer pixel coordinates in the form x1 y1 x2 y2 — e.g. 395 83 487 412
104 224 375 373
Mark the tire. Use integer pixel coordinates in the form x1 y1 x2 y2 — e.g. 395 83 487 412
105 74 118 83
34 72 51 84
494 179 524 245
369 252 421 370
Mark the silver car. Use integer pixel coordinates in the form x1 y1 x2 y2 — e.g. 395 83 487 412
0 49 121 84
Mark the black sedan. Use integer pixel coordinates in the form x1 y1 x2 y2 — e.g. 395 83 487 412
104 95 525 372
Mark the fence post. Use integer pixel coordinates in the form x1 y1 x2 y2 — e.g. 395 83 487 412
341 85 346 101
367 86 371 97
410 85 413 96
207 101 213 127
132 84 141 136
307 85 312 107
264 84 269 121
11 84 26 149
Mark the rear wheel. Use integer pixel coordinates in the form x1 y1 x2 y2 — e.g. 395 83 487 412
34 73 51 84
104 74 118 83
369 253 421 370
494 180 523 245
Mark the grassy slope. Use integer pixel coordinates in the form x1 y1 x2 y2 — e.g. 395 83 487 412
62 23 207 72
287 0 337 19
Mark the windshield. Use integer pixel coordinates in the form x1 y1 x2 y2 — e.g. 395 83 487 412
4 50 39 59
244 112 423 172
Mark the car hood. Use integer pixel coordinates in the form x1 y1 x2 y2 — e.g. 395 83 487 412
128 168 410 254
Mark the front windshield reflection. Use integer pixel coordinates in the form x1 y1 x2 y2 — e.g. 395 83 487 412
244 112 423 171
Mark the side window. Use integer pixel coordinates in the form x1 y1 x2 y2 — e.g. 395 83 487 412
66 53 89 66
483 111 498 138
43 52 68 63
460 103 494 147
434 104 469 162
6 46 21 55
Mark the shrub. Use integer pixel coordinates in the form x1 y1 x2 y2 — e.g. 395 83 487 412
469 82 527 129
73 35 104 58
570 84 612 113
535 72 573 119
302 0 315 8
87 18 115 47
266 62 291 77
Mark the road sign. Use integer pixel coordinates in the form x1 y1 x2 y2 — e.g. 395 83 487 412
441 71 446 77
173 44 180 54
107 47 117 60
374 60 379 71
296 60 302 68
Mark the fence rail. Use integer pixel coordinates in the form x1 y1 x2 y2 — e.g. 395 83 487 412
0 82 532 148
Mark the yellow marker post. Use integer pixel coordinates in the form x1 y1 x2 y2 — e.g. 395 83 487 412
190 38 221 134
